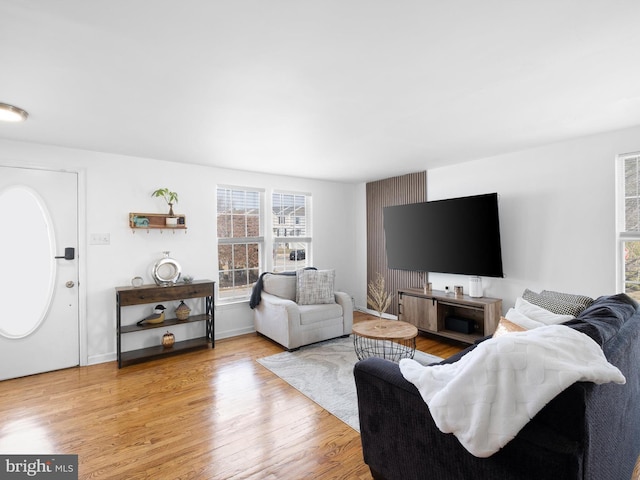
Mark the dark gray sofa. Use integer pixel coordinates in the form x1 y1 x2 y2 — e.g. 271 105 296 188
354 294 640 480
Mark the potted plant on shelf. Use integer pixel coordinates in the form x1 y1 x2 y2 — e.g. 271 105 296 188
151 188 179 226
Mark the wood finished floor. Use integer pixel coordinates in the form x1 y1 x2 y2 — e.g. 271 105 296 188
0 312 466 480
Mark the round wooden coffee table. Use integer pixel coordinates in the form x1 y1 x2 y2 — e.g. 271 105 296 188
352 319 418 362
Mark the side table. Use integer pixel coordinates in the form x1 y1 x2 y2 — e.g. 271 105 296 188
352 319 418 362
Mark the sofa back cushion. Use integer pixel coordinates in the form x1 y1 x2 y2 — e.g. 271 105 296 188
573 293 638 349
262 273 297 301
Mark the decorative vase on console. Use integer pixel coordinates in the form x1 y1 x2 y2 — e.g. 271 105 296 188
162 331 175 348
152 251 182 286
175 300 191 321
469 276 483 298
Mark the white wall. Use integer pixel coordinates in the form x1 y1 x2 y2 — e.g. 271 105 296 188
5 122 640 363
0 139 359 365
353 125 640 314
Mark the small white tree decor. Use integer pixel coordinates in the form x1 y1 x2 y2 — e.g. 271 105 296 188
367 272 393 329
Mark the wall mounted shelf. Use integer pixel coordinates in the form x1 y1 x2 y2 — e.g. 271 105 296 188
129 212 187 232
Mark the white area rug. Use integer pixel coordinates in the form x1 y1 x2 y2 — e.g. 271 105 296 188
256 335 442 431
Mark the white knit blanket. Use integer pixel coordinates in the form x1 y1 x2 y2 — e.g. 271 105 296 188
399 325 626 457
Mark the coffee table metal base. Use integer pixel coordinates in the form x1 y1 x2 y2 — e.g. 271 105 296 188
353 335 416 362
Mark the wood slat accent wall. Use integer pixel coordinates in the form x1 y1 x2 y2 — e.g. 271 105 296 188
366 171 427 316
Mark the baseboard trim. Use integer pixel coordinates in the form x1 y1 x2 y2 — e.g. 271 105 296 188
88 352 116 365
215 326 255 340
356 307 398 320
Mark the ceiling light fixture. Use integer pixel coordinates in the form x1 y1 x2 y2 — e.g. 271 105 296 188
0 103 29 122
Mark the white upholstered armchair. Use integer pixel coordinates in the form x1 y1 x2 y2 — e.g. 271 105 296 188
252 269 353 351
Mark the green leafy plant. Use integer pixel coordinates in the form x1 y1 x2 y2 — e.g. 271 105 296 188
151 188 179 215
367 272 393 328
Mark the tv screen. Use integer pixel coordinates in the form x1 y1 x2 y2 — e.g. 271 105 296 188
383 193 504 277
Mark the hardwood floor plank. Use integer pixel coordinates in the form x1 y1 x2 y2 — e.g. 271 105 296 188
0 311 463 479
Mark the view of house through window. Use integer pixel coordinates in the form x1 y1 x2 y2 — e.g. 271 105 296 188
217 187 263 302
618 153 640 301
272 192 311 272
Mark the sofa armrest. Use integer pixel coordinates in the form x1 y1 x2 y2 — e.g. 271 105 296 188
334 291 353 334
354 357 582 480
254 292 302 347
257 292 301 325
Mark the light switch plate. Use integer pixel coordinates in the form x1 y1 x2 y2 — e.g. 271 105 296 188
90 233 110 245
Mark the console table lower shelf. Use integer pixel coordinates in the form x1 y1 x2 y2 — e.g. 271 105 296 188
120 336 210 366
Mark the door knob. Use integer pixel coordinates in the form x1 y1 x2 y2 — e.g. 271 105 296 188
55 247 75 260
66 281 75 288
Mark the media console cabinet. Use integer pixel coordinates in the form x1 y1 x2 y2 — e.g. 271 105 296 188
116 280 215 368
398 287 502 344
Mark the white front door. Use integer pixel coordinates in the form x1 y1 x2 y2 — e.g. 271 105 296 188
0 166 79 380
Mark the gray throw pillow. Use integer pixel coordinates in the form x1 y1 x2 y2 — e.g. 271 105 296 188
540 290 594 309
522 289 584 316
296 269 336 305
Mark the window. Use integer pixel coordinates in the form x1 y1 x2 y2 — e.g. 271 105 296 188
617 153 640 301
217 187 263 302
272 192 311 272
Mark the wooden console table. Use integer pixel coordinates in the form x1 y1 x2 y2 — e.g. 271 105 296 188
116 280 215 368
398 288 502 344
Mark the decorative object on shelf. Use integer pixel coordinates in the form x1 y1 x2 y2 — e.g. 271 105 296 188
162 331 175 349
423 282 432 294
367 272 393 330
469 276 483 298
131 215 149 227
182 275 194 283
131 276 144 288
136 304 166 326
152 251 182 286
0 102 29 122
175 300 191 320
151 187 179 216
454 285 464 296
165 216 178 227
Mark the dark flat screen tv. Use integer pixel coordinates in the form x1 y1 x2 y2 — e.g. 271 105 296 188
383 193 504 277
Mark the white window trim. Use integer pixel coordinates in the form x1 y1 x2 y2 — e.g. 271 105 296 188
216 185 265 304
615 152 640 293
269 190 312 272
218 236 265 245
272 236 313 242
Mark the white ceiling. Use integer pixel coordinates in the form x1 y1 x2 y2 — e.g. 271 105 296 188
2 1 640 183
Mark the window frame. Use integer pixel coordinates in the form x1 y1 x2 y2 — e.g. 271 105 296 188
216 185 265 304
616 152 640 297
271 190 312 273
